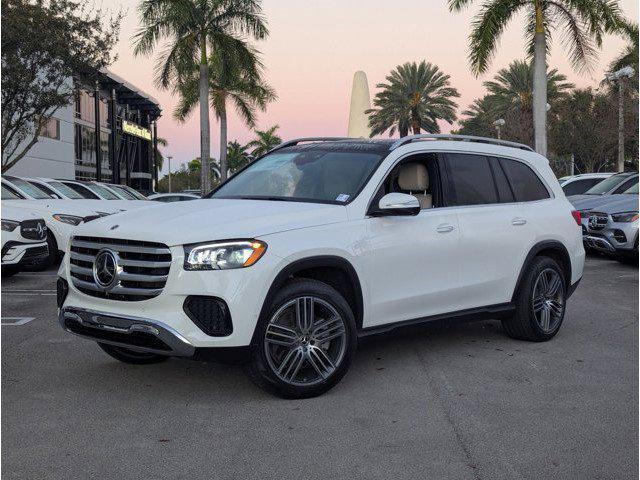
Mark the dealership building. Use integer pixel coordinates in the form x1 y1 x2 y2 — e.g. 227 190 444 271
7 69 162 193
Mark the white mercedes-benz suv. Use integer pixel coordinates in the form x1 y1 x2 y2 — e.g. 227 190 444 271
57 135 585 398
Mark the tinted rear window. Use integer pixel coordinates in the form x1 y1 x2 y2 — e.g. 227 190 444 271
499 158 550 202
445 154 498 206
562 178 601 196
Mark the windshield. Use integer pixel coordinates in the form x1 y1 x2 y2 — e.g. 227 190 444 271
7 178 52 199
624 183 639 194
107 185 134 199
210 148 384 204
584 175 629 195
46 181 85 199
2 184 22 200
120 185 147 200
86 183 119 200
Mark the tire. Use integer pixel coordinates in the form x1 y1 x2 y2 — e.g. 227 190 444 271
2 265 19 277
247 278 357 399
502 256 567 342
98 342 169 365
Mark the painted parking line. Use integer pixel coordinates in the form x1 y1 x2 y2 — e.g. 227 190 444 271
2 289 56 296
2 317 35 326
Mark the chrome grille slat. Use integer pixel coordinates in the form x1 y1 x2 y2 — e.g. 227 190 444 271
71 278 162 297
69 236 171 302
71 239 168 254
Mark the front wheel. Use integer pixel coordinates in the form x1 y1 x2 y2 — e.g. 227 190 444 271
502 256 567 342
98 342 169 365
247 279 357 399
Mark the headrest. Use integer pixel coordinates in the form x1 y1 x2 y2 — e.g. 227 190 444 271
398 163 429 191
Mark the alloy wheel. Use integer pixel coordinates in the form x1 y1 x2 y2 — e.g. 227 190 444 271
531 268 565 333
263 296 347 386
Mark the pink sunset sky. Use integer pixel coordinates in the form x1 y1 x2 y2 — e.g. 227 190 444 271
107 0 638 175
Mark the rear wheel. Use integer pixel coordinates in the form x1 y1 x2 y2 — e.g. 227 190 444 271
247 278 357 399
502 256 566 342
98 342 169 365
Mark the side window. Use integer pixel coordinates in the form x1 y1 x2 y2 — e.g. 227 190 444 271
488 157 514 203
444 153 498 206
499 158 550 202
371 153 441 210
612 177 638 194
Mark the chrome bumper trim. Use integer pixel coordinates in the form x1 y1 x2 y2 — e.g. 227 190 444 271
583 235 616 253
59 307 195 357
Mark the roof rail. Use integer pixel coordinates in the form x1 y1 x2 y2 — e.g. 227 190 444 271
390 134 534 152
267 137 357 154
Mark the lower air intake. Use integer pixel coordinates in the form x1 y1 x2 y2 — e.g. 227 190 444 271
183 296 233 337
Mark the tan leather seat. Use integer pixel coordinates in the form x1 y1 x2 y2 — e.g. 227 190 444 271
398 163 432 209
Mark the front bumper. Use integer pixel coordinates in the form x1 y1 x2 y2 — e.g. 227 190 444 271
584 222 638 254
1 241 48 266
59 244 281 349
59 307 195 356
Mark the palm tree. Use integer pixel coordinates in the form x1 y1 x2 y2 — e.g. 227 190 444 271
246 125 281 157
459 61 573 146
448 0 623 157
366 61 460 137
483 60 573 114
154 136 168 172
609 20 639 74
133 0 268 194
173 43 275 181
227 140 251 173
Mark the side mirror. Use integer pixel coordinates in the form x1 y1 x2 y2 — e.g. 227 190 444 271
373 193 420 216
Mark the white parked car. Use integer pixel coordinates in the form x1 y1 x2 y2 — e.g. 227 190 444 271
148 193 200 202
58 179 151 210
25 177 126 215
1 205 49 276
57 135 585 398
558 173 613 196
1 182 108 265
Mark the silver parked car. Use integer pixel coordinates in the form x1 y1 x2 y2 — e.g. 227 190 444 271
584 183 639 262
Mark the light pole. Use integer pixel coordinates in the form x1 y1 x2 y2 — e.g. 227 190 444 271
493 118 505 139
167 155 173 193
606 65 635 172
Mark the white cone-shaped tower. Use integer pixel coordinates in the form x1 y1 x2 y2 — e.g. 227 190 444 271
347 71 371 138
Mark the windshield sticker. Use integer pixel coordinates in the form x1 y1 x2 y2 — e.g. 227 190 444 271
336 194 350 202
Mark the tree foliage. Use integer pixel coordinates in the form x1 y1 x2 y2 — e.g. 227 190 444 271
245 125 281 156
1 0 122 172
367 61 460 137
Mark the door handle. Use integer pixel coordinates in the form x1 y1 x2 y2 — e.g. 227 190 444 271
436 224 455 233
511 217 527 226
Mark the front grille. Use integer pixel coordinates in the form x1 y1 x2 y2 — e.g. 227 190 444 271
588 212 608 230
20 219 46 240
69 236 172 302
183 296 233 336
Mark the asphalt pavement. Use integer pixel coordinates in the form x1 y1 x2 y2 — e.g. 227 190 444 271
1 255 637 480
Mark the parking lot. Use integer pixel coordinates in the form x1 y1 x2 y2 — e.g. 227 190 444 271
1 255 637 480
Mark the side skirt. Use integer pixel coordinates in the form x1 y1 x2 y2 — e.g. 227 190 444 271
357 303 515 338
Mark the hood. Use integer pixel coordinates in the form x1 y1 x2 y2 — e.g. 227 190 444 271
588 195 639 214
1 204 42 222
73 198 348 246
567 194 625 211
4 199 103 217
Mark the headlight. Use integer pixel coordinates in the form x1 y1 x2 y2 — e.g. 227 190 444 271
184 239 267 271
611 211 639 223
52 214 83 226
1 219 19 232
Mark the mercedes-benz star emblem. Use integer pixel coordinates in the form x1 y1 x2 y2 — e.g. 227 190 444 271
93 249 119 290
35 222 46 238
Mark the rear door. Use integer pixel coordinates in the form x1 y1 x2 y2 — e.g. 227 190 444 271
443 153 532 310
